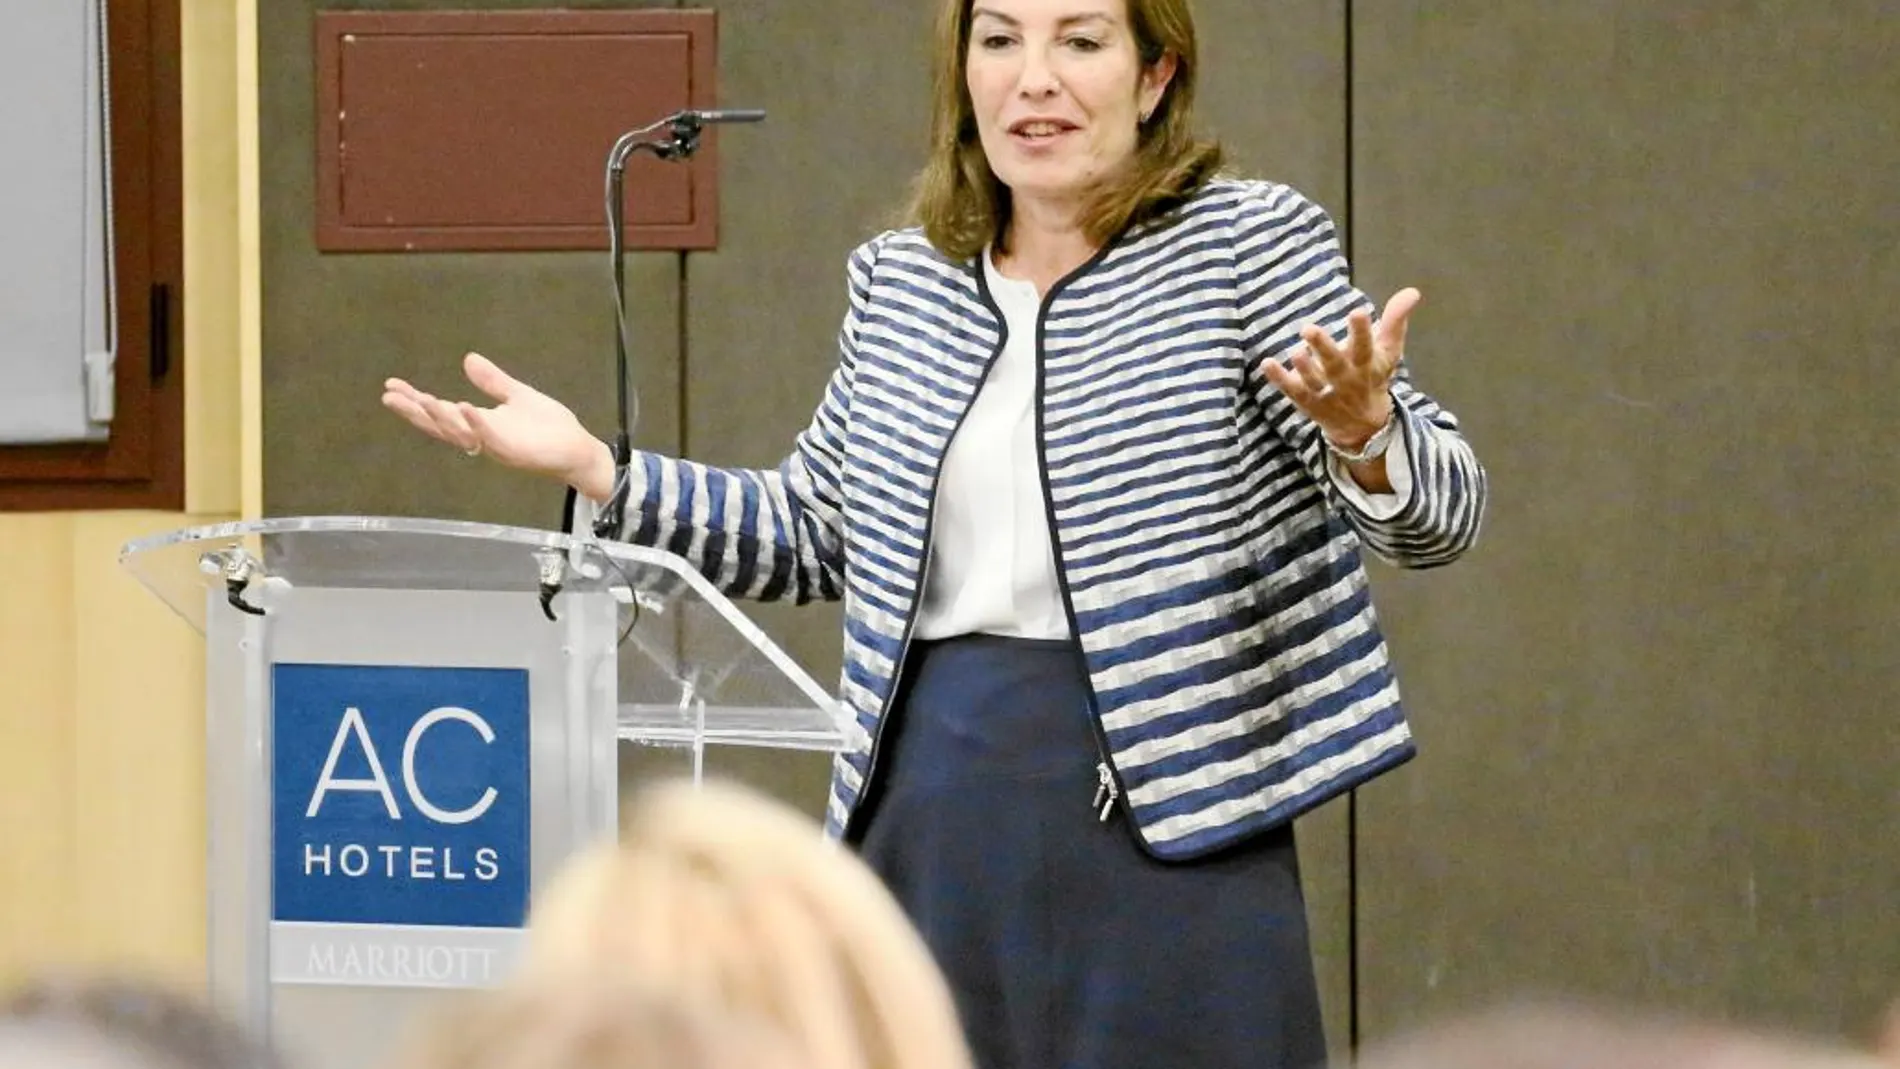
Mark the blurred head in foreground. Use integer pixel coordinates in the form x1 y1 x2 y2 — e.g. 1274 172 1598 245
520 778 971 1069
393 979 809 1069
0 976 274 1069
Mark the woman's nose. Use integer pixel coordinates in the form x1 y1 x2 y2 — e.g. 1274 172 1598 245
1016 48 1060 98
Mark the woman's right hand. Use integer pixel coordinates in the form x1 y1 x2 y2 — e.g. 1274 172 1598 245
382 352 617 503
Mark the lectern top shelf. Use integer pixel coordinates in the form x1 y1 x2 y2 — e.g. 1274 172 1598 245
119 516 848 742
120 515 691 631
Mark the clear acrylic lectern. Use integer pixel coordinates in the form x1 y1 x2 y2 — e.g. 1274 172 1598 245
120 516 849 1069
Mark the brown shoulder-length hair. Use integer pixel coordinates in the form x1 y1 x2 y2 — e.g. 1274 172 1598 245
906 0 1224 260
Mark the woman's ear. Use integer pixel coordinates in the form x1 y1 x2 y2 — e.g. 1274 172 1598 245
1140 51 1178 121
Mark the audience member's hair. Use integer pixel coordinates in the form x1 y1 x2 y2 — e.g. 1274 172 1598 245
0 976 275 1069
392 980 807 1069
1349 1001 1894 1069
521 779 972 1069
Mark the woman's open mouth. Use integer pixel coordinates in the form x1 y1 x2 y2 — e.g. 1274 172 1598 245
1008 118 1080 145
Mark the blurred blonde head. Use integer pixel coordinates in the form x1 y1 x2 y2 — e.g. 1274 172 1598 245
393 980 808 1069
522 779 972 1069
0 975 276 1069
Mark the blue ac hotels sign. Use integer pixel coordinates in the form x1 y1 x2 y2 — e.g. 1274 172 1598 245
271 664 530 989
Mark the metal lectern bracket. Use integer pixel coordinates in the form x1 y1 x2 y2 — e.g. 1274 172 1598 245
201 547 267 616
535 550 567 622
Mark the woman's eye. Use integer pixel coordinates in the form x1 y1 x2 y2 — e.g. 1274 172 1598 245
978 33 1016 49
1066 36 1104 52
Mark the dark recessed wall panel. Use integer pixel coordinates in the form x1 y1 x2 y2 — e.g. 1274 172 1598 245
1348 2 1900 1041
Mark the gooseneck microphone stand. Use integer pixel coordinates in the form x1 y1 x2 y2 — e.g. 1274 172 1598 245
589 108 765 541
545 108 763 621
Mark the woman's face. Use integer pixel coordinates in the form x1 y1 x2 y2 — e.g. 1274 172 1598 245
964 0 1174 215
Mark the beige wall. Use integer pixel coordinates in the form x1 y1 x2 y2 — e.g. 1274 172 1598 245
0 0 257 987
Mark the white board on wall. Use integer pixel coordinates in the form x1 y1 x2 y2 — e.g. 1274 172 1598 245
0 0 115 445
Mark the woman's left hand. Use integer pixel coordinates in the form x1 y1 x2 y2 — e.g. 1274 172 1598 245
1263 287 1419 451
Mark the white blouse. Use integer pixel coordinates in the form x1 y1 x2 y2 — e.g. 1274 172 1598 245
913 254 1069 640
912 249 1411 642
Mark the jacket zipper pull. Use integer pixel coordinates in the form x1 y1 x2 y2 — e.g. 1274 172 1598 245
1093 761 1119 822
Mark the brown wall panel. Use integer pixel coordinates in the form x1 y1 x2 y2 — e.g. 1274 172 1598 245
313 9 721 252
1349 2 1900 1041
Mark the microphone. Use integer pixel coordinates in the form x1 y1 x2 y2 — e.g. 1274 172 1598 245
653 108 767 161
602 109 765 169
675 108 766 125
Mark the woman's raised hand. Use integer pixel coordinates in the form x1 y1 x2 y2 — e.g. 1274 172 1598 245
1263 288 1419 452
382 352 616 501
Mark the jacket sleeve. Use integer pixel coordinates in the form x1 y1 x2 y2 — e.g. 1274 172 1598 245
1233 181 1487 569
610 236 884 602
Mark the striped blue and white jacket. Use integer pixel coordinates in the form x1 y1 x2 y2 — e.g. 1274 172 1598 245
621 177 1486 859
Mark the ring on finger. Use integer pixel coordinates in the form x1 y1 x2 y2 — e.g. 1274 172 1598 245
1312 382 1336 400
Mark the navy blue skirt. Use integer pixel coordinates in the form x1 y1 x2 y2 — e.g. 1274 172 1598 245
851 635 1326 1069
